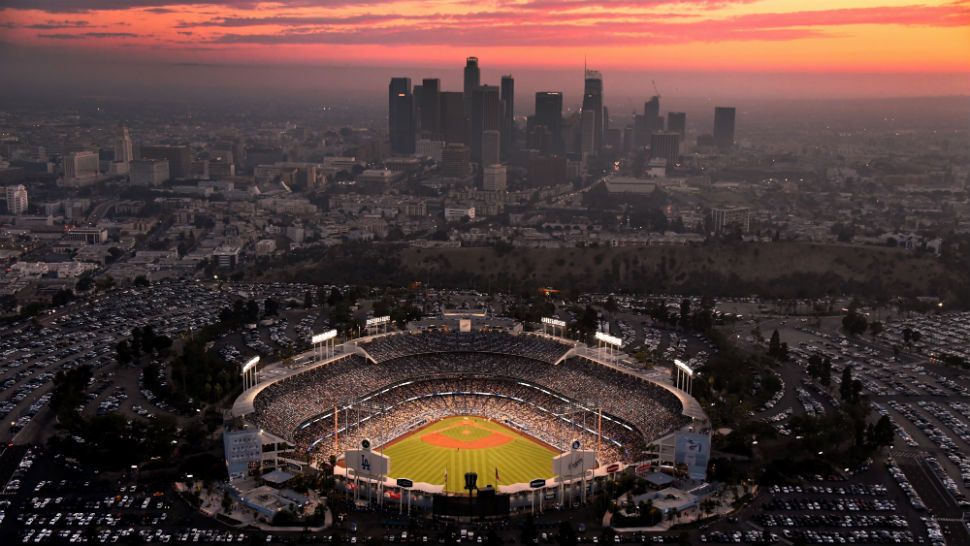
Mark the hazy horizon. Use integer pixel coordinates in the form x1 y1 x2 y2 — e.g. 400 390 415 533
3 45 970 104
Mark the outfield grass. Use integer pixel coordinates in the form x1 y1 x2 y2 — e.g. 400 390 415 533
380 416 559 493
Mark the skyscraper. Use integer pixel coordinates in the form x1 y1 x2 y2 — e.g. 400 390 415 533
3 184 28 215
439 91 466 144
481 130 501 167
534 91 563 153
483 164 507 192
129 158 170 186
622 126 634 154
580 110 596 155
140 145 191 179
64 151 99 183
581 69 603 153
667 112 687 136
440 143 470 178
419 78 441 138
114 125 133 165
644 96 661 135
604 128 622 150
713 107 736 150
389 77 416 155
650 132 681 164
469 85 501 163
463 57 480 115
500 75 515 158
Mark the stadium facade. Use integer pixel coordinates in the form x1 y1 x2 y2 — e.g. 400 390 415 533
227 315 709 516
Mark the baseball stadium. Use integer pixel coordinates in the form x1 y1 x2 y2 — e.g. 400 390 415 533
229 316 708 514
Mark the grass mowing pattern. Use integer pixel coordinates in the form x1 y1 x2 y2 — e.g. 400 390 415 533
381 416 559 493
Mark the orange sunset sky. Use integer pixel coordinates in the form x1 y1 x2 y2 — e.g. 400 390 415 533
0 0 970 100
0 0 968 71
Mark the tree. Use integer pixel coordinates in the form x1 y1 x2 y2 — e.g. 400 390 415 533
50 365 93 425
842 310 868 336
868 321 883 337
245 300 259 322
808 354 822 379
870 415 895 448
820 357 832 387
604 295 619 315
76 276 95 292
304 290 314 309
327 287 342 307
851 379 863 403
134 275 150 287
116 340 133 365
679 298 691 326
106 247 125 264
52 289 75 307
570 305 599 342
263 298 279 317
768 330 782 358
840 366 853 402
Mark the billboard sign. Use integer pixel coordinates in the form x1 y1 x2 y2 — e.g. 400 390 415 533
541 317 566 328
344 449 390 479
552 450 596 480
674 432 711 481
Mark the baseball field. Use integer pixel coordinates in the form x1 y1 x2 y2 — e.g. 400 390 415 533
380 416 559 493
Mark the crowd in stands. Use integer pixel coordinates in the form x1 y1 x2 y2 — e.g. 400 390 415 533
360 331 572 364
293 377 633 465
251 332 689 473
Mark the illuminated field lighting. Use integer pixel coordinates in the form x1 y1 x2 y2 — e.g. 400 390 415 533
311 329 337 344
675 359 694 376
541 317 566 328
242 356 260 375
366 316 391 327
594 331 622 347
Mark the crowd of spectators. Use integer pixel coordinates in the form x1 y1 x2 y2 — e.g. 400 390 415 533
293 377 633 465
251 332 689 473
360 331 572 364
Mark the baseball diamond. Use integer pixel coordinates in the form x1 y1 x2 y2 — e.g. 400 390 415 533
380 415 558 493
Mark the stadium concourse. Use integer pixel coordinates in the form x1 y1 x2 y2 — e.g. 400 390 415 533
230 319 709 495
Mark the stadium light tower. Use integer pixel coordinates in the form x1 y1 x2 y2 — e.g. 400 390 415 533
241 356 260 390
365 315 391 336
311 329 337 362
674 359 694 395
594 331 622 363
541 317 566 338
